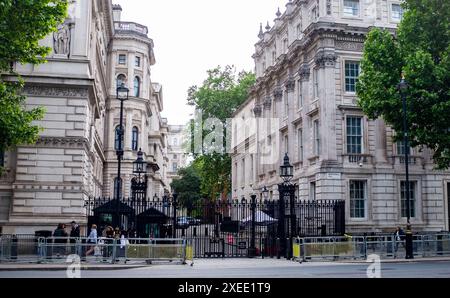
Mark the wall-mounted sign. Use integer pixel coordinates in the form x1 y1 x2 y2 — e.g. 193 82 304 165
238 241 247 250
326 173 342 180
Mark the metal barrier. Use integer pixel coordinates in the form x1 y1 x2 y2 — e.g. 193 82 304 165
1 236 187 265
297 233 450 262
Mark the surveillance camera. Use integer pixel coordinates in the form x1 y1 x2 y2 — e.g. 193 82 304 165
359 162 363 168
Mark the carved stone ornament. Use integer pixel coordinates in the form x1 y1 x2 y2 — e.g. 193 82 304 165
298 65 311 81
36 137 88 148
53 23 71 55
263 96 272 109
273 88 283 101
253 105 263 117
285 77 296 93
315 52 337 68
22 86 88 98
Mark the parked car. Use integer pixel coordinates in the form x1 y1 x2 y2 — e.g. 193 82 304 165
176 217 190 229
186 217 201 226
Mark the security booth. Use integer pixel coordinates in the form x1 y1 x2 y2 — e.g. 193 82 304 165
89 199 135 233
136 207 170 238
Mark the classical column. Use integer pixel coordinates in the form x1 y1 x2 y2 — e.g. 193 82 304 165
285 75 296 157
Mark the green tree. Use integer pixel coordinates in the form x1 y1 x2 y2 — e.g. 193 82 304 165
357 0 450 169
0 0 68 171
170 165 202 215
187 66 256 201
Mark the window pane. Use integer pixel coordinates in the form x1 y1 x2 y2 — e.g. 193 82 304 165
345 62 360 92
347 116 362 154
401 181 416 218
119 54 126 64
392 4 403 21
350 180 366 218
344 0 359 16
134 77 140 97
132 127 139 151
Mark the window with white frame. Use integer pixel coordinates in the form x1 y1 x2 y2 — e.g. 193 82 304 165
241 159 245 187
283 38 288 53
284 92 289 118
313 68 319 98
350 180 366 218
297 23 302 38
0 150 4 167
400 181 416 218
313 120 320 156
346 116 363 154
345 61 360 92
132 126 139 151
396 140 411 155
391 4 404 22
298 81 303 109
118 54 126 65
284 135 289 155
172 162 178 172
135 56 141 67
297 128 303 162
310 182 316 200
134 76 140 97
343 0 360 17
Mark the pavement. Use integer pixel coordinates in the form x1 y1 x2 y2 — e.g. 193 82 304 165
1 257 450 278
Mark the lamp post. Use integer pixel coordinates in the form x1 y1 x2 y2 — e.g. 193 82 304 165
278 153 295 259
115 84 129 229
172 190 178 238
398 74 414 260
132 148 148 200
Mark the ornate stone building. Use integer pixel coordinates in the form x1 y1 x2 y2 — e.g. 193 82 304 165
231 0 450 233
166 125 189 191
0 1 169 234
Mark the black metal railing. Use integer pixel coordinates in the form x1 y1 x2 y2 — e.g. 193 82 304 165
85 197 345 258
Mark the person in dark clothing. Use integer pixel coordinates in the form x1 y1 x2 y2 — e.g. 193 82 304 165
69 221 80 254
394 226 406 255
53 223 68 257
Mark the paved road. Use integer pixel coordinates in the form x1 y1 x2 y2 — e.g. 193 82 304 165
1 259 450 278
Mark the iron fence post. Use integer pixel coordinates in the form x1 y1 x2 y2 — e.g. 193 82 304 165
172 193 178 238
277 184 286 258
249 194 257 258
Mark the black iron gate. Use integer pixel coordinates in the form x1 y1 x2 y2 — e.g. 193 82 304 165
85 197 345 258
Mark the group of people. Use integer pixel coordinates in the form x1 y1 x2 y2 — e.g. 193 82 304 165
52 221 81 239
85 224 129 257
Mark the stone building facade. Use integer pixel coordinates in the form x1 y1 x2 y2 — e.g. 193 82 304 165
166 125 189 191
0 1 169 234
231 0 450 233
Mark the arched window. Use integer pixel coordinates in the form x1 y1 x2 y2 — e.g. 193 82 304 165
134 76 140 97
114 177 123 199
132 127 139 151
115 126 124 151
116 74 126 89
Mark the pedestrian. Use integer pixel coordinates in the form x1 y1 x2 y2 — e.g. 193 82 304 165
53 223 68 257
70 221 80 254
85 224 98 256
394 226 405 256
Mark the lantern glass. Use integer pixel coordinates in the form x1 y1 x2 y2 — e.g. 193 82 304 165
133 149 147 174
280 153 293 182
117 84 129 101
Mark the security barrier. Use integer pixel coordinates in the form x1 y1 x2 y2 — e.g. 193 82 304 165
1 236 187 265
297 233 450 262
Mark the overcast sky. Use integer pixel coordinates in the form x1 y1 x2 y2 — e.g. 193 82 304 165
113 0 287 125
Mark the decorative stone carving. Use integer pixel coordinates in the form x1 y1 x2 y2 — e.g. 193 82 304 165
335 41 364 52
263 96 272 109
36 137 88 148
23 86 88 98
298 65 311 81
327 0 332 15
315 52 337 68
253 105 263 117
285 77 296 93
273 88 283 101
53 23 71 55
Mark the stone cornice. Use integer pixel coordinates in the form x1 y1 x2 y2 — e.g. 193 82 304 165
35 137 89 148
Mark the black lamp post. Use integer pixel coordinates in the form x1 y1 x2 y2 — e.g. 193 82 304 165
172 190 178 238
132 148 148 200
115 83 129 229
398 74 414 260
278 153 296 259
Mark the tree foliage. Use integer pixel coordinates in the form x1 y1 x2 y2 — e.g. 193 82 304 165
357 0 450 169
187 66 256 200
0 0 68 170
170 165 202 214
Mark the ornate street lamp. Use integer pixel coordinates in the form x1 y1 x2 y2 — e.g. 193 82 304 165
278 153 296 259
114 83 129 229
397 74 414 259
133 149 147 175
280 153 294 183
